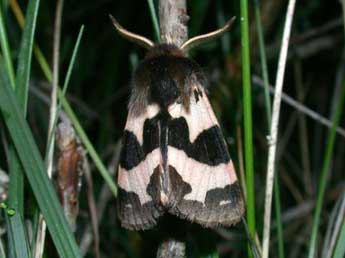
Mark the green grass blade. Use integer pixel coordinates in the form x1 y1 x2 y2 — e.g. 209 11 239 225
332 218 345 258
253 0 271 125
0 21 22 227
59 26 84 112
0 64 81 258
8 146 24 215
307 82 345 258
8 0 40 221
0 4 15 88
147 0 160 42
4 209 30 258
34 45 53 82
240 0 256 255
15 0 40 113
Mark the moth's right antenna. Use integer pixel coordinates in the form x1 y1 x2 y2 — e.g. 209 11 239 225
109 15 155 49
180 16 236 52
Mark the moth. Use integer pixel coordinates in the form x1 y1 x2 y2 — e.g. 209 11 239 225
110 15 245 230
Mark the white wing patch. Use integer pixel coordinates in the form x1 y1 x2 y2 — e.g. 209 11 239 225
168 84 218 143
125 104 160 145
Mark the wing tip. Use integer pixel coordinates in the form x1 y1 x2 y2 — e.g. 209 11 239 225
119 220 157 231
168 181 245 229
177 199 245 229
117 208 163 231
117 187 164 231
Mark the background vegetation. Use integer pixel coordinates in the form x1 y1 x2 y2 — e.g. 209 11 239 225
0 0 344 257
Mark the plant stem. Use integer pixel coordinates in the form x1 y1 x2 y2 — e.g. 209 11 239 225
262 1 296 258
253 0 285 257
159 0 188 47
157 1 187 257
33 1 63 257
274 175 285 258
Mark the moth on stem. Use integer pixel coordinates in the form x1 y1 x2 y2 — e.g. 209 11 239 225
109 13 244 229
109 4 245 258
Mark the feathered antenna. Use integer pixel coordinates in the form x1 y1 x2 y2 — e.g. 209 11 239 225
109 15 235 52
109 15 155 49
180 17 236 52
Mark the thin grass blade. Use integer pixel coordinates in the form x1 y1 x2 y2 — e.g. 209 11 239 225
15 0 40 112
308 82 345 258
0 4 15 88
332 218 345 258
147 0 160 42
8 0 40 223
240 0 256 256
4 209 30 258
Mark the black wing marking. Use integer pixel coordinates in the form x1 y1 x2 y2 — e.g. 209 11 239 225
117 105 164 230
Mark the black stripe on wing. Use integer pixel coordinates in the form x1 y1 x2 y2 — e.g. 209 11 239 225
120 117 160 170
167 117 230 166
120 114 230 169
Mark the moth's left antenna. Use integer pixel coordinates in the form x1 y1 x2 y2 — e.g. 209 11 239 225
109 15 155 49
